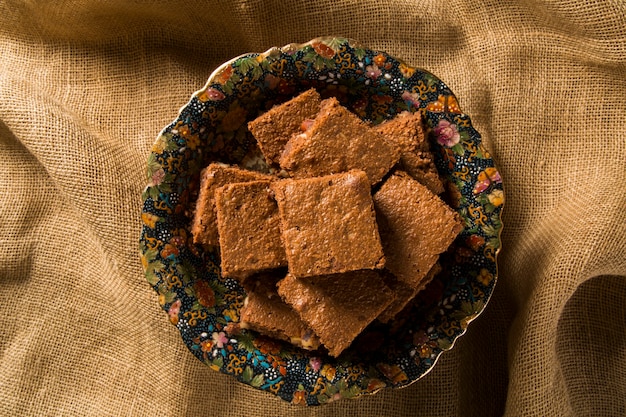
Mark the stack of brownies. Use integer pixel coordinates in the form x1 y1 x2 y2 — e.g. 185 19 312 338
190 89 463 357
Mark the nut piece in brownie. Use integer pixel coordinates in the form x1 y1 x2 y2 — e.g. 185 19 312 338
277 270 395 357
374 111 444 194
279 97 401 185
373 171 463 290
191 163 272 247
239 271 321 350
215 180 287 280
271 170 385 278
247 88 322 168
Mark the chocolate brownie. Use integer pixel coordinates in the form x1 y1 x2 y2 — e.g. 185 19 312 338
377 262 442 323
239 271 321 350
271 170 385 278
215 180 287 279
279 97 401 185
277 270 395 357
373 171 463 289
191 163 271 247
398 151 444 195
247 88 322 168
374 111 444 194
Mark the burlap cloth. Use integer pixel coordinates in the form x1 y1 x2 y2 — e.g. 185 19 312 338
1 0 625 416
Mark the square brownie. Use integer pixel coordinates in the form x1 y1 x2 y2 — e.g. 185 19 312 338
373 171 463 289
374 111 444 194
191 163 272 247
279 97 400 185
247 88 322 168
377 262 442 323
239 271 321 350
271 170 385 278
277 270 395 357
215 180 287 280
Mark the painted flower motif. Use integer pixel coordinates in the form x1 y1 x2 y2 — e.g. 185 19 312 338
352 97 368 115
417 344 433 359
160 243 179 259
141 212 160 229
401 90 420 107
198 87 225 102
150 168 166 186
473 167 502 194
212 331 228 348
214 65 234 85
477 268 494 286
200 339 214 352
365 64 382 80
487 189 504 207
292 389 307 405
194 280 216 308
466 234 486 251
168 299 181 324
434 119 461 147
366 378 386 392
309 357 322 373
320 364 337 381
222 308 239 323
426 95 462 113
399 62 416 78
373 54 386 66
312 42 335 59
377 363 408 385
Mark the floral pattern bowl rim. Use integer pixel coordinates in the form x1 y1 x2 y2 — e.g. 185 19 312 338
139 37 504 406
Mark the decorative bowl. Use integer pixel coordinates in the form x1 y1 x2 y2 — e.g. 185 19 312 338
139 37 504 405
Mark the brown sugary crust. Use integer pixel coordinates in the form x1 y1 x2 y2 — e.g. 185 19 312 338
247 88 322 167
277 270 395 357
239 271 321 350
191 163 272 247
398 151 445 195
374 111 429 153
373 171 463 289
271 170 385 278
374 111 444 194
215 180 287 279
279 97 401 185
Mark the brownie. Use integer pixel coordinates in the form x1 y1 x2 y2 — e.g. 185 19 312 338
374 111 429 152
191 163 271 247
247 88 322 168
377 262 442 323
239 272 321 350
399 151 445 195
215 180 287 279
373 171 463 289
279 97 401 185
374 111 444 194
277 270 395 357
271 170 385 278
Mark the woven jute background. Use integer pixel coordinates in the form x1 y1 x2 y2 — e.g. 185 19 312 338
1 1 625 416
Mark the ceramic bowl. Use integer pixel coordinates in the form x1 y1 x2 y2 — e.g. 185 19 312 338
139 37 504 405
